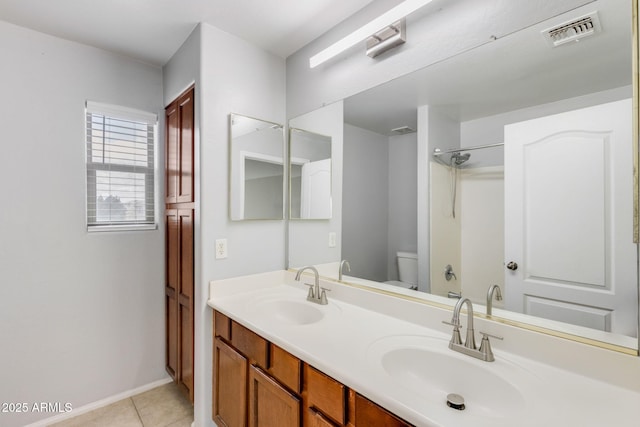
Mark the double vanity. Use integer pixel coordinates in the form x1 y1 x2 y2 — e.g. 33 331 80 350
208 269 640 426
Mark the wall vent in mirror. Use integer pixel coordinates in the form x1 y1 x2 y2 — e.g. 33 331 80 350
542 11 601 47
229 113 285 221
290 0 638 353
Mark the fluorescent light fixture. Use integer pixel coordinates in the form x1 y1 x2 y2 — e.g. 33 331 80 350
309 0 434 68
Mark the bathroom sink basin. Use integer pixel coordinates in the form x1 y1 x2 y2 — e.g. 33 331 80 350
367 335 534 420
255 299 329 325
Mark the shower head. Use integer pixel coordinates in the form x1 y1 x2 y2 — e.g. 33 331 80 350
451 152 471 166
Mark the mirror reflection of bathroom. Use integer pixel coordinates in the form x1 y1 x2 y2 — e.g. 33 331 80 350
229 113 285 220
430 144 504 307
342 123 418 289
289 128 332 220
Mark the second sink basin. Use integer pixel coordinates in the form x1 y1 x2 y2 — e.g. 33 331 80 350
366 335 540 421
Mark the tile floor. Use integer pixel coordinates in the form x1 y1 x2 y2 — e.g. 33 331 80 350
49 382 193 427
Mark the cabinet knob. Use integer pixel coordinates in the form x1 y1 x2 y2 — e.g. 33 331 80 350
506 261 518 271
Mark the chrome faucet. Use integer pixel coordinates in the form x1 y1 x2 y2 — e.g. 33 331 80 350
486 284 503 316
295 266 328 305
443 297 502 362
338 260 351 281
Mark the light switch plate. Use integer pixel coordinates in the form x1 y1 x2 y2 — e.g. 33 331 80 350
215 239 228 259
328 232 337 248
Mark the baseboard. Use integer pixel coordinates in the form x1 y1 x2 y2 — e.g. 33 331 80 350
24 377 173 427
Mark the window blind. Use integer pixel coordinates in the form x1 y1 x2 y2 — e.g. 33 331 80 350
85 101 157 229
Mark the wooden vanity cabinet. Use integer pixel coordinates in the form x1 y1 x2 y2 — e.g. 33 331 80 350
303 365 349 426
212 310 412 427
213 312 301 427
249 365 300 426
213 338 247 427
354 394 411 427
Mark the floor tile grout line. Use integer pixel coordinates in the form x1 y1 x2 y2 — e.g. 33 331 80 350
130 396 146 427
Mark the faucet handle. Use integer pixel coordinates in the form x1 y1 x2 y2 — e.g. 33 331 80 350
442 320 460 328
442 320 462 345
478 331 503 362
479 331 503 341
319 287 330 305
304 283 315 299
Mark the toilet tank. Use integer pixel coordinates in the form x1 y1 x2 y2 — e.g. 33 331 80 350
397 251 418 285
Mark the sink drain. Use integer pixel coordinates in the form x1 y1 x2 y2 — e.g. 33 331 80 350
446 393 465 411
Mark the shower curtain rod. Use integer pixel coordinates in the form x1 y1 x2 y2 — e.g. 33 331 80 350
433 142 504 156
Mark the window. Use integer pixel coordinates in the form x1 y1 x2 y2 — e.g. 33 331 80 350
85 101 157 231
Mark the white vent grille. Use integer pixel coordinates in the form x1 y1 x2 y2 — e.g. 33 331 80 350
542 12 601 47
391 126 415 135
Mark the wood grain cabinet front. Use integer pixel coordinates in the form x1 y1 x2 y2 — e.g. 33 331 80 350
213 337 247 427
354 393 412 427
249 365 300 427
303 365 347 426
211 310 413 427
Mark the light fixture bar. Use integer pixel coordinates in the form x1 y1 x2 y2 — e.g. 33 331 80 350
309 0 434 68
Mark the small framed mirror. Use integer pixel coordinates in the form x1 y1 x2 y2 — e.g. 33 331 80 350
289 128 332 219
229 114 285 220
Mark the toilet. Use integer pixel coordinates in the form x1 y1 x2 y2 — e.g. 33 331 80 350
385 251 418 290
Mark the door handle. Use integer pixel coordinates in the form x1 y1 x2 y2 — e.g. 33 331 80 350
506 261 518 271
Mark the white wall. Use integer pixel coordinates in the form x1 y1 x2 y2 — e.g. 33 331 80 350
387 132 417 280
0 21 166 426
288 102 344 269
286 0 593 119
163 22 288 427
342 124 389 282
460 85 632 154
459 166 505 305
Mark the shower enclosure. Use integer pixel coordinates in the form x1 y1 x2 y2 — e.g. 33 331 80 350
430 143 505 305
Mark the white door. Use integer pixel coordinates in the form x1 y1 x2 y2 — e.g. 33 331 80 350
300 158 331 219
504 99 637 336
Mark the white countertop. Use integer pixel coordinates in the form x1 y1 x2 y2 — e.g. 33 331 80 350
208 270 640 427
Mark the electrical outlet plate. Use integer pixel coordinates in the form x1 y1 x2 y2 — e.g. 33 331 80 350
215 239 228 259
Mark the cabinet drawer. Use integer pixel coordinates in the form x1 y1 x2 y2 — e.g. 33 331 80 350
231 321 268 368
213 311 230 340
305 365 347 425
269 344 302 393
355 393 412 427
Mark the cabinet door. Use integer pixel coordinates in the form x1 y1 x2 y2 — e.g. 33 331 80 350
177 209 194 401
165 209 179 379
354 394 411 427
213 338 247 427
176 88 194 203
165 101 179 204
308 408 339 427
249 365 300 427
165 87 195 204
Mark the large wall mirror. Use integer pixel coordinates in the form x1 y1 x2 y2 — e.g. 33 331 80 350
289 128 333 219
288 0 639 352
229 114 285 220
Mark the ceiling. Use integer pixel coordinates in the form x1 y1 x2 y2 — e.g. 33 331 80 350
344 0 631 135
0 0 376 66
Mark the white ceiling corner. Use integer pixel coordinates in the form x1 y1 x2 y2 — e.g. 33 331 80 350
0 0 376 65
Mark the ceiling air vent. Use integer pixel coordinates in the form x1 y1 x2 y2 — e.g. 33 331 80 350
391 126 415 135
541 12 601 47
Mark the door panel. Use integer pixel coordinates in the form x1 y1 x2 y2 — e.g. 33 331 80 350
504 99 637 335
301 158 331 219
165 104 178 204
178 90 194 203
165 209 179 378
249 365 300 427
178 209 194 400
213 338 247 427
